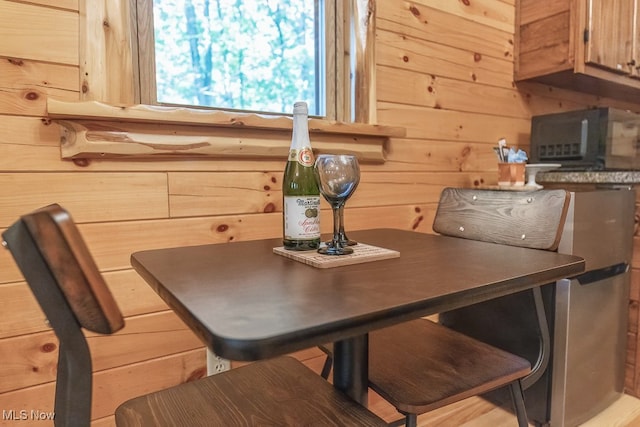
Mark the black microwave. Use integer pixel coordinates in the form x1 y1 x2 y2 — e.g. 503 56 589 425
529 107 640 170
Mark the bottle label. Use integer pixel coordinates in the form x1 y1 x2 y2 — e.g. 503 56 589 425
283 196 321 239
288 147 314 167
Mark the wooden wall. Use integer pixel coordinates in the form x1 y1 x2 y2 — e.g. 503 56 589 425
1 0 639 425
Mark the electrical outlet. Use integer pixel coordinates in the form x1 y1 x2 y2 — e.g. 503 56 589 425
206 349 231 375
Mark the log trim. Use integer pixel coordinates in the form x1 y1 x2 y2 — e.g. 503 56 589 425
48 100 404 162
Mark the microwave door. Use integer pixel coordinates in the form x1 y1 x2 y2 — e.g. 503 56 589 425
606 111 640 169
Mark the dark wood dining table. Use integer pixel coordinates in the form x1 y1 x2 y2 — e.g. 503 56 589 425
131 228 585 406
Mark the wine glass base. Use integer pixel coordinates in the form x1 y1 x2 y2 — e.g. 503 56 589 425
325 239 358 247
318 245 354 256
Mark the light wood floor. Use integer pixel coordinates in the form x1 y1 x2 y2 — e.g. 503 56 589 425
409 394 640 427
301 353 640 426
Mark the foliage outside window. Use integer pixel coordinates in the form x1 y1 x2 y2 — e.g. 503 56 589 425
132 0 347 119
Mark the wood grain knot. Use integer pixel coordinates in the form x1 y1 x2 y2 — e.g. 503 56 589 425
73 158 91 167
187 367 206 382
41 343 57 353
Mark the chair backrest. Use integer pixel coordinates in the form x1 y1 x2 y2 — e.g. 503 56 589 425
432 187 570 251
2 204 124 427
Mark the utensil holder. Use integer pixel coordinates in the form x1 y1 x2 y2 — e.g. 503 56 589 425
498 162 525 186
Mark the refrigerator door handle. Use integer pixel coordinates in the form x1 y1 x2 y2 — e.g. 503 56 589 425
575 262 629 286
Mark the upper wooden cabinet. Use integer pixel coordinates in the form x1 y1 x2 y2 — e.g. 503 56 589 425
585 0 635 75
515 0 640 102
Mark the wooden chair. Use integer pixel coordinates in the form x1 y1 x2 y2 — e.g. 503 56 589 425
3 204 386 427
321 187 571 427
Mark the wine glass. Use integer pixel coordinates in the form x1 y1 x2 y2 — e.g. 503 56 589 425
314 155 360 255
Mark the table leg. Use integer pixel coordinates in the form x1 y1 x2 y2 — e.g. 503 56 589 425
333 334 369 406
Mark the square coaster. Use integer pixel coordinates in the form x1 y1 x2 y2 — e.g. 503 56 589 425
273 243 399 269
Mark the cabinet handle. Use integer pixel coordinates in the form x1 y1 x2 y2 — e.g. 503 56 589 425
628 59 637 66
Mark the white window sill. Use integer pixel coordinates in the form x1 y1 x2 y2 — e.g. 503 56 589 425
47 99 405 163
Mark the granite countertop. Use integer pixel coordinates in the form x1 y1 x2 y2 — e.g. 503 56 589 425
537 171 640 184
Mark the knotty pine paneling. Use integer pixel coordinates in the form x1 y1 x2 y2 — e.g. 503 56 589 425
377 102 532 145
91 349 196 419
0 116 60 153
0 270 167 339
352 172 489 207
0 282 50 339
381 139 499 173
0 311 201 393
0 1 78 65
0 204 439 284
0 84 76 118
91 417 114 427
377 1 513 60
16 0 78 11
168 171 282 217
410 0 514 33
168 170 483 219
0 172 168 226
378 65 536 118
376 30 514 90
0 349 206 425
0 56 78 93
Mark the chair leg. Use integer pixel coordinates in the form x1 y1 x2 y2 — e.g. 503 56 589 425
509 380 529 427
403 413 418 427
320 354 332 380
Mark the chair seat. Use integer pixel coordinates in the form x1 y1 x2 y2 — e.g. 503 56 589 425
115 356 386 427
367 319 531 414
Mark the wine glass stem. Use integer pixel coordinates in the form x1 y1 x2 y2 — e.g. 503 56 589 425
331 205 342 248
338 205 346 242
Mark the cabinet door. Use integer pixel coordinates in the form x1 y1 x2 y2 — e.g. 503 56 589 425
585 0 635 74
633 1 640 79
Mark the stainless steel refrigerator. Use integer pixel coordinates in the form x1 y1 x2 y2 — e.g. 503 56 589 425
440 187 635 427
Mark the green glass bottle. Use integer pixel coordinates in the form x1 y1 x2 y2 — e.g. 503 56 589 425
282 102 321 250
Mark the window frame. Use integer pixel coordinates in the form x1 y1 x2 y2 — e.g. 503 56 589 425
130 0 349 121
57 0 394 162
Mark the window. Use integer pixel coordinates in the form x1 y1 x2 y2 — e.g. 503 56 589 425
132 0 348 119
